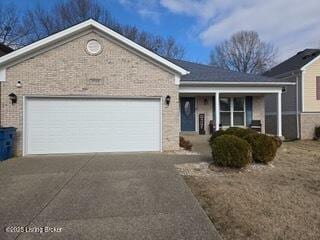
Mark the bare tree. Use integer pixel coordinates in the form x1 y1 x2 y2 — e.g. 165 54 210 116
22 0 184 58
0 3 29 48
210 31 277 74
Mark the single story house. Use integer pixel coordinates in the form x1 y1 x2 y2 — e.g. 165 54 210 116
264 49 320 139
0 19 294 156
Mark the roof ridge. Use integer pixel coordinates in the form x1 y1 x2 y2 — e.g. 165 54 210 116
169 57 270 78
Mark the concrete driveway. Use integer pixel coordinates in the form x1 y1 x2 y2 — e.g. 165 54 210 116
0 153 220 240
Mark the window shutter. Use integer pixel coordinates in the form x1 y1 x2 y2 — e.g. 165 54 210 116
317 77 320 100
245 96 253 126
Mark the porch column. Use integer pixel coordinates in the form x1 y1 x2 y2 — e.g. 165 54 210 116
215 92 220 131
277 91 282 137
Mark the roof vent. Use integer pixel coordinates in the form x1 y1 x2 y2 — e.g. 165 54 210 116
86 40 102 55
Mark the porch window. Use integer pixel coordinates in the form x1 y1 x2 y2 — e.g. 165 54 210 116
220 98 231 126
213 97 246 127
233 97 245 126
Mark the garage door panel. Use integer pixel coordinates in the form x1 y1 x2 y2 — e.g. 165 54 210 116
25 98 161 154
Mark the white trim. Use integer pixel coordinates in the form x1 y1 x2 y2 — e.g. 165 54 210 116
0 68 5 81
160 96 163 152
301 70 305 112
179 86 283 94
180 81 296 86
175 75 180 85
23 95 163 156
295 74 300 139
195 97 198 132
277 91 282 137
0 19 189 76
230 98 234 127
22 96 26 156
215 92 220 130
301 55 320 71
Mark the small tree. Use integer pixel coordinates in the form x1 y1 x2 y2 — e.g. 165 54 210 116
22 0 184 59
210 31 277 74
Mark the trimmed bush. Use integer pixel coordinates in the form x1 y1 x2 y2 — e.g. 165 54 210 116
209 127 257 144
224 127 258 139
315 126 320 140
209 130 226 144
211 135 252 168
244 133 277 163
179 136 192 150
271 136 282 148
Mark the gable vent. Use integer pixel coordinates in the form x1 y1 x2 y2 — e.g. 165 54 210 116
86 40 102 55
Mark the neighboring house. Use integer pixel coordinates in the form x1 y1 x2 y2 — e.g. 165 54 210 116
0 19 293 156
264 49 320 139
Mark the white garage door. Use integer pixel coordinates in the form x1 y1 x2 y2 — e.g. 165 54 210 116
25 97 161 154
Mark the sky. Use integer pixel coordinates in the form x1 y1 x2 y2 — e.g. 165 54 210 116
6 0 320 64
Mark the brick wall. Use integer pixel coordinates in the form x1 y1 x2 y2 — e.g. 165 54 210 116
300 113 320 139
1 31 180 155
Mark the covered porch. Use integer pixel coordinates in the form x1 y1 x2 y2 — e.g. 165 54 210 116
179 84 283 137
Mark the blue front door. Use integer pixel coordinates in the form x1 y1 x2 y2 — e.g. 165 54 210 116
181 97 195 131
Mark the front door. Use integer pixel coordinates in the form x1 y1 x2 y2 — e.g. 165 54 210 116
180 97 195 131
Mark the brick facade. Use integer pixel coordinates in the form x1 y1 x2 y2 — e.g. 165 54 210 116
300 113 320 139
1 32 180 155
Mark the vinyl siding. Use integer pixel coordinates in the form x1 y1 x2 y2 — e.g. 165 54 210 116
303 58 320 112
265 74 299 114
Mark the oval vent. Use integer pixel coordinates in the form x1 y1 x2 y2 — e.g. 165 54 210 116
86 40 102 55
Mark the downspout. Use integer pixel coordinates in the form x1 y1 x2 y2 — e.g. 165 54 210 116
295 74 300 139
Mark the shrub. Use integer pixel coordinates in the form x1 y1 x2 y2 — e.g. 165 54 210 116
271 136 282 148
211 135 252 168
209 127 257 144
179 136 192 150
315 126 320 140
244 133 277 163
209 130 226 144
224 127 258 139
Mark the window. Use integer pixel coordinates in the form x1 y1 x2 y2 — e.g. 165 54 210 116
215 97 246 127
184 101 191 117
220 98 231 126
317 77 320 100
233 97 245 126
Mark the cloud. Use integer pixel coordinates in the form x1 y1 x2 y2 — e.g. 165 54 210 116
160 0 320 60
118 0 161 23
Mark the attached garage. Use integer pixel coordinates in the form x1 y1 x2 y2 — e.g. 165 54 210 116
0 20 186 156
24 97 161 155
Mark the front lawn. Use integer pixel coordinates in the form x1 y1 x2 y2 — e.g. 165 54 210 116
181 140 320 240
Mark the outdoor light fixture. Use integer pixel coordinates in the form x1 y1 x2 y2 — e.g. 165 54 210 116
8 93 17 104
165 95 171 105
204 98 208 105
16 81 22 88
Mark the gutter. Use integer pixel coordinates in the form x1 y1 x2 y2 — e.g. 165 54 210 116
180 81 296 86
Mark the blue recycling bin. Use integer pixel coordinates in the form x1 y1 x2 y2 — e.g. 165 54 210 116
0 127 16 161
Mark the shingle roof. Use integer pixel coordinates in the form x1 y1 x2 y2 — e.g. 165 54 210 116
264 49 320 77
167 58 276 82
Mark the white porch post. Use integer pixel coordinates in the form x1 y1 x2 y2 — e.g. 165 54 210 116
215 92 220 131
277 91 282 137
